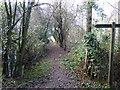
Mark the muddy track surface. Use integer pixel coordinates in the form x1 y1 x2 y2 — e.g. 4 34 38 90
35 45 77 88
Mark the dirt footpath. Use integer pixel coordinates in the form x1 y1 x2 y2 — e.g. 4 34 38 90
40 45 77 88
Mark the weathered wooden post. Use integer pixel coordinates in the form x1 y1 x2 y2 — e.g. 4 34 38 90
108 22 115 87
95 22 120 87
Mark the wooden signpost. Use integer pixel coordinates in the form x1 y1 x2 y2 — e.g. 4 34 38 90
95 22 120 87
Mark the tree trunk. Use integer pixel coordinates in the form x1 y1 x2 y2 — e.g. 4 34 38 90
118 1 120 51
85 1 93 69
58 1 66 49
3 1 13 77
16 1 34 76
86 1 92 33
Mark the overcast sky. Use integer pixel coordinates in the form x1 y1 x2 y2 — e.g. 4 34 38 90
3 0 120 12
1 0 120 20
37 0 120 20
33 0 120 16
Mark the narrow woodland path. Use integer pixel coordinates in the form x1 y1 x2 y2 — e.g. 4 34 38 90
39 45 77 88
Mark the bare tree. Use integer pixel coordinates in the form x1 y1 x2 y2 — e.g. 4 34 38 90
16 1 35 76
3 0 21 77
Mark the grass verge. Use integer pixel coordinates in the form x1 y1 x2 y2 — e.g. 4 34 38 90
2 58 52 88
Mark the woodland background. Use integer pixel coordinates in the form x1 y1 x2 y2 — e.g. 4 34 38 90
0 0 120 89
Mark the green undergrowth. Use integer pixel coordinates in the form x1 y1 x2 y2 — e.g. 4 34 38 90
25 58 52 78
60 42 108 88
2 58 52 88
60 43 85 71
60 54 108 88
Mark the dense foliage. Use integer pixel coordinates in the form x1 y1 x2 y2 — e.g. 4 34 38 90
1 1 48 77
84 33 108 79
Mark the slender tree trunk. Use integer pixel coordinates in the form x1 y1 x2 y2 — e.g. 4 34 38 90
118 1 120 51
86 1 92 33
3 1 13 77
85 1 93 69
58 1 65 49
17 1 34 76
3 0 20 77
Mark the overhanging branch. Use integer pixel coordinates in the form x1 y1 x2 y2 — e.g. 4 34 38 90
33 3 52 7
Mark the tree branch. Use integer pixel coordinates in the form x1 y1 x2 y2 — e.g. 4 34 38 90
33 3 52 7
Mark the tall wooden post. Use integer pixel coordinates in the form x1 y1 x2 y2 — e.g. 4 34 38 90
108 22 115 87
95 22 120 87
